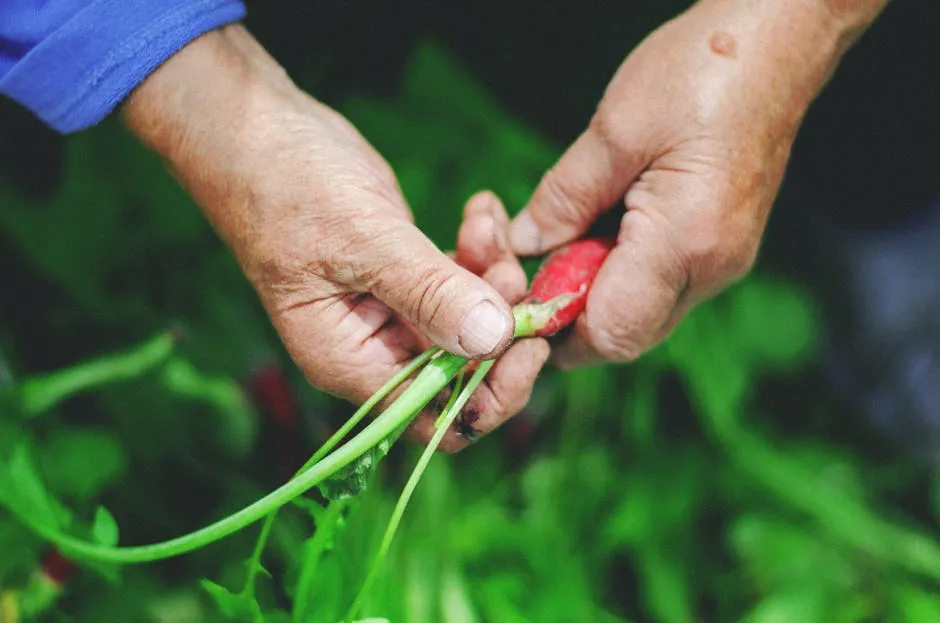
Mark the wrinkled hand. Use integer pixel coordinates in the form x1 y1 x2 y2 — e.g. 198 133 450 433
510 0 861 368
123 25 548 450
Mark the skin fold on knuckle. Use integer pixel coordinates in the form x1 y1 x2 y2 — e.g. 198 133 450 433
680 200 763 296
582 298 652 363
534 169 596 235
380 259 458 334
588 104 640 165
309 207 415 290
590 321 648 363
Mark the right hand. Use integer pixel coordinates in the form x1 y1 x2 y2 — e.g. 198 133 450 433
123 24 548 450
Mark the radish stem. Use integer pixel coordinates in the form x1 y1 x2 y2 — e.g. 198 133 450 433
21 352 465 564
240 346 441 597
308 347 441 469
343 359 494 623
14 300 565 564
435 369 464 429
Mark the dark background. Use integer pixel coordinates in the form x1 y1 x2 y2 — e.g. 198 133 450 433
4 0 937 225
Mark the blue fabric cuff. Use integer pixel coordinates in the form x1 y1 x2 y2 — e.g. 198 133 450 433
0 0 247 134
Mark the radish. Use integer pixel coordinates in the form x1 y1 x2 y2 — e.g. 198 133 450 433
513 237 616 337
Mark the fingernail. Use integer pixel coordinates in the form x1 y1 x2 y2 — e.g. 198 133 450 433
509 212 543 255
458 299 510 358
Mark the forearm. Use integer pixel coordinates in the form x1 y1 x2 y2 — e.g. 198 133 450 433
814 0 892 45
121 24 303 262
122 25 294 186
675 0 889 137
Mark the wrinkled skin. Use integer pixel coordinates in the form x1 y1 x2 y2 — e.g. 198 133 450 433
509 0 888 369
123 25 547 451
123 0 887 447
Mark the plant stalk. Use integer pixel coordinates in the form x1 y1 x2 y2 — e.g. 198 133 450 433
23 353 466 564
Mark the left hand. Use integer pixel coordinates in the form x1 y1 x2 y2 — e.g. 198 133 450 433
508 0 855 368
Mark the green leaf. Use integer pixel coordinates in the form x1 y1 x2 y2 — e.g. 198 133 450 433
15 332 176 418
91 506 119 547
161 356 258 458
726 278 819 370
291 500 350 623
890 583 940 622
200 579 260 622
636 544 696 623
318 427 403 501
0 442 72 530
80 507 124 585
40 427 127 501
740 589 830 623
0 520 41 578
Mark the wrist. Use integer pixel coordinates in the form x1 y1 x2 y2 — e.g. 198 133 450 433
121 23 297 191
683 0 884 126
121 24 304 261
812 0 891 45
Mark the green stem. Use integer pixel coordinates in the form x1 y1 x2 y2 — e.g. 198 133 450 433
434 369 464 429
24 352 466 565
13 332 176 418
307 347 441 469
243 511 275 602
240 347 440 596
512 295 578 338
343 360 495 623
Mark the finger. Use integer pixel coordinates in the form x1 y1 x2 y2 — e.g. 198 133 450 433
406 337 551 452
357 218 515 360
457 191 528 303
457 190 513 273
482 260 528 305
509 120 647 256
551 208 689 369
447 248 528 304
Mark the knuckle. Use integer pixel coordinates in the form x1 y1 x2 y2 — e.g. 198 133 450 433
724 239 759 281
538 170 594 229
591 324 646 363
437 436 468 454
679 206 759 292
403 265 458 328
485 384 520 425
589 105 628 152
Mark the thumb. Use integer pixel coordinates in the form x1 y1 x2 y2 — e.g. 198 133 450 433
510 121 646 255
363 221 515 360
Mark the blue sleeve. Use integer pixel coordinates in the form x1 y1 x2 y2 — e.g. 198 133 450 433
0 0 247 134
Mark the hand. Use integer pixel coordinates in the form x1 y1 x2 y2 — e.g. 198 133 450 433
508 0 872 369
411 190 550 450
123 25 547 450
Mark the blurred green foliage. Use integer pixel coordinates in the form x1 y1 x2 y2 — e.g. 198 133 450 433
1 41 940 623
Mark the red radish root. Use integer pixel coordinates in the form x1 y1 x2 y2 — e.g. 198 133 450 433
520 237 616 337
